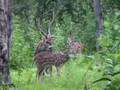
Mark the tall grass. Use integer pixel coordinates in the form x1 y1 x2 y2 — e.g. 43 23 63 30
10 55 106 90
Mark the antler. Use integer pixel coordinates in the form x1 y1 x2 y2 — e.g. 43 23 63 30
35 18 47 38
47 9 55 37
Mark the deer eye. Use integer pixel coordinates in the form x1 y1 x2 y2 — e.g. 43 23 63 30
46 41 51 44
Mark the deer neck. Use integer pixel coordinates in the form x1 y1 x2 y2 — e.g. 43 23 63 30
67 48 76 58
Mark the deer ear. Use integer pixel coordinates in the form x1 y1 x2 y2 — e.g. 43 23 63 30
51 35 54 38
42 36 46 42
67 37 72 44
67 37 70 41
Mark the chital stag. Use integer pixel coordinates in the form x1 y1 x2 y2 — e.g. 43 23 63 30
34 9 55 55
34 37 81 80
34 11 55 75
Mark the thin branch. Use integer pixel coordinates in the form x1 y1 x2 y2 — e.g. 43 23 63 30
47 9 55 36
34 18 47 37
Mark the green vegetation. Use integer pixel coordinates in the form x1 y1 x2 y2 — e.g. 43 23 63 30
9 54 120 90
0 0 120 90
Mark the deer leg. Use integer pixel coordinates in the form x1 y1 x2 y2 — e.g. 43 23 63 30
56 65 61 77
36 67 39 80
38 67 44 81
45 67 49 74
49 66 52 77
36 63 44 81
45 66 52 77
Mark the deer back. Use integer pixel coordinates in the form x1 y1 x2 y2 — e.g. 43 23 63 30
34 51 69 66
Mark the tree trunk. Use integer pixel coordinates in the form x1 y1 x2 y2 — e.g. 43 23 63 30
0 0 12 84
93 0 103 51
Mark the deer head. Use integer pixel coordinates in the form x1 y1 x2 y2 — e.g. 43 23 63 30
34 36 53 55
67 36 83 56
34 10 55 55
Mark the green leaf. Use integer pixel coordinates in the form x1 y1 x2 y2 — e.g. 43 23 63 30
93 78 112 84
109 71 120 76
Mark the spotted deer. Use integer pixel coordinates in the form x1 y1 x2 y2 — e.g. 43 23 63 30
34 33 53 76
34 11 55 75
34 37 81 80
34 16 54 55
68 36 84 54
